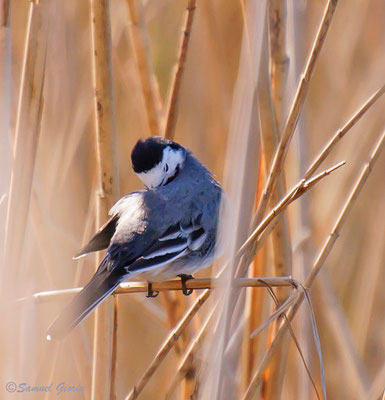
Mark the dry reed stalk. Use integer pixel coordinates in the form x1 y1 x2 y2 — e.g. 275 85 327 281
243 129 385 399
242 248 269 395
304 83 385 179
160 291 190 355
252 0 338 228
259 14 293 396
0 0 11 265
0 0 9 27
29 277 295 303
163 0 197 139
126 289 210 400
268 0 289 128
286 3 312 396
241 157 269 393
259 7 292 297
90 0 119 398
3 0 48 282
126 0 162 134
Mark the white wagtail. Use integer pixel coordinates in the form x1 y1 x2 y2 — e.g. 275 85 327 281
47 137 222 340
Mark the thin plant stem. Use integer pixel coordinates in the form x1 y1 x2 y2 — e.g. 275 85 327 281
238 161 345 262
304 84 385 179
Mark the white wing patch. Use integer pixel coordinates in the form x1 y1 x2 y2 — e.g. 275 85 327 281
188 229 207 251
142 237 188 259
126 217 207 273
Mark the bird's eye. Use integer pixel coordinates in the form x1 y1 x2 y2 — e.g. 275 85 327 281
164 163 169 172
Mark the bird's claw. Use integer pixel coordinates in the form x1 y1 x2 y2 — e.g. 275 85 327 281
146 283 159 298
178 274 194 296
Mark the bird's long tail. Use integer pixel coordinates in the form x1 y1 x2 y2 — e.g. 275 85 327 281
46 261 123 341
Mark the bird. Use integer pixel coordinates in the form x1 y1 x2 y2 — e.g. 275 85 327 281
47 136 223 340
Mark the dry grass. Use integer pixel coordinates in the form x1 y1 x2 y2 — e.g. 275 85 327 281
1 1 385 400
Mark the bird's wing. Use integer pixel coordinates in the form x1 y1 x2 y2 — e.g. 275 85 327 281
126 215 207 273
73 214 119 259
73 192 143 260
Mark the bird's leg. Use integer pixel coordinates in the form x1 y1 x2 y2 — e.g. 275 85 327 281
146 282 159 298
177 274 194 296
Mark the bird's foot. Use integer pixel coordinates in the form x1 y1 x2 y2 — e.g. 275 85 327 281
146 282 159 298
178 274 194 296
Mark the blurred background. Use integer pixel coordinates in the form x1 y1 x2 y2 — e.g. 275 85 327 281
0 0 384 399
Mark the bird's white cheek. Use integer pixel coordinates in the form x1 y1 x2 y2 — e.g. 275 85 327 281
137 164 164 188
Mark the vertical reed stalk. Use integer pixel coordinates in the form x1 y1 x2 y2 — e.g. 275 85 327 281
126 0 162 134
268 0 288 129
241 157 267 394
163 0 197 139
0 0 11 262
90 0 120 398
263 1 292 398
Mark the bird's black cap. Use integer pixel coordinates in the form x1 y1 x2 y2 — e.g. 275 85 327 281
131 137 182 173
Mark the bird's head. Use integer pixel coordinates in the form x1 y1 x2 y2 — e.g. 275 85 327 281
131 137 187 189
